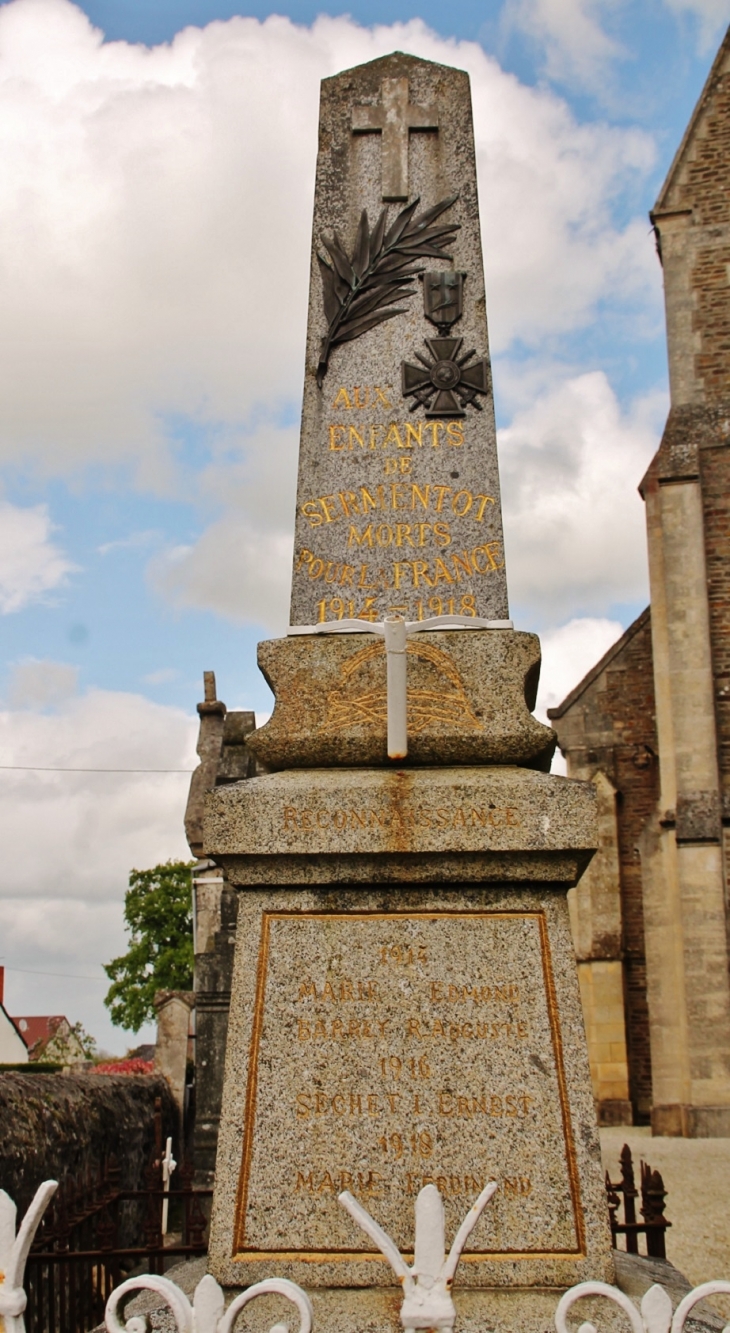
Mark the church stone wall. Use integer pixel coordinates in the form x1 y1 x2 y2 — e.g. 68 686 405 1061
671 53 730 402
549 609 658 1123
701 435 730 813
623 27 730 1134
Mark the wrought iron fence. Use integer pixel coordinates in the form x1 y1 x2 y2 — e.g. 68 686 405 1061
14 1130 673 1328
23 1119 211 1333
606 1142 671 1259
4 1173 729 1333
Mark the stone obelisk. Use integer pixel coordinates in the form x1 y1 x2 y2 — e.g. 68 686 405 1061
204 52 612 1333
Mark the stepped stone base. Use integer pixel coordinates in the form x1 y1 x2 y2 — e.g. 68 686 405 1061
205 765 595 887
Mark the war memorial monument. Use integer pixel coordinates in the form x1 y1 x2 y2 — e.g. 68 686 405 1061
202 50 613 1333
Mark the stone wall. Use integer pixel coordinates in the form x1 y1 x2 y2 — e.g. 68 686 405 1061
0 1071 176 1214
603 615 659 1123
549 608 658 1122
671 51 730 402
184 674 261 1184
701 435 730 812
698 422 730 985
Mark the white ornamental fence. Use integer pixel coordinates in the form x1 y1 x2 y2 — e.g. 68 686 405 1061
1 1177 729 1333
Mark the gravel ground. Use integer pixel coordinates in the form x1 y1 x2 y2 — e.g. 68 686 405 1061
601 1127 730 1291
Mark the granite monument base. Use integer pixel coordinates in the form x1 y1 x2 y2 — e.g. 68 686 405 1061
205 767 613 1330
247 630 556 772
205 765 595 887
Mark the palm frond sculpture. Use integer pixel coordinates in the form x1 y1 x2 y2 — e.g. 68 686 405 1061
317 195 459 386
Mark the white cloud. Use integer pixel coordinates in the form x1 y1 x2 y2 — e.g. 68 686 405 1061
148 418 298 630
535 614 625 774
97 530 159 556
6 657 78 708
0 0 659 492
501 0 625 91
0 685 196 900
662 0 729 52
0 685 197 1047
535 615 625 719
0 499 75 612
152 524 294 632
499 372 662 620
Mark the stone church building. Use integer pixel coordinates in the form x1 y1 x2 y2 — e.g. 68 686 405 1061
184 29 730 1177
550 27 730 1136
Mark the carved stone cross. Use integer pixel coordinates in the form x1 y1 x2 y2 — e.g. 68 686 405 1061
352 77 438 201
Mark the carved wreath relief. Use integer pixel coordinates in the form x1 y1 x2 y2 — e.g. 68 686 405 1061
325 638 484 736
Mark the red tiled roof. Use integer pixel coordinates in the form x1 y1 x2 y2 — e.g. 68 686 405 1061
12 1015 67 1053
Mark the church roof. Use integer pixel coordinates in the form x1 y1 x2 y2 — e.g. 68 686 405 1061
653 25 730 217
547 607 651 720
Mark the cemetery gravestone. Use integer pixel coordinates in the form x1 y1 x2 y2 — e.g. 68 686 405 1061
205 50 613 1333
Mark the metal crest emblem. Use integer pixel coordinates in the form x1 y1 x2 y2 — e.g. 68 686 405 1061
401 337 491 418
422 270 464 330
401 269 490 417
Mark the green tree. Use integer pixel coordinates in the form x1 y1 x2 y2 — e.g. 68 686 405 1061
104 860 195 1032
70 1021 98 1059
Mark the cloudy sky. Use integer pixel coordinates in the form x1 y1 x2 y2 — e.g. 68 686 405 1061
0 0 726 1053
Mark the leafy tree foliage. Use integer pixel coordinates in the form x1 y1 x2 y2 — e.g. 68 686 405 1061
104 860 195 1032
70 1021 97 1059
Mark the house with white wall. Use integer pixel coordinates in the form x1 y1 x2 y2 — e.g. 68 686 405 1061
0 967 28 1064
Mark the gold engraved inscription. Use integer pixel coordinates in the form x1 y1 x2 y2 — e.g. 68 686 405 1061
233 911 585 1264
330 385 394 410
326 420 464 450
281 803 520 832
293 476 503 628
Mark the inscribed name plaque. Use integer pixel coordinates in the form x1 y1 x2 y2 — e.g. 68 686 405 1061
233 910 584 1269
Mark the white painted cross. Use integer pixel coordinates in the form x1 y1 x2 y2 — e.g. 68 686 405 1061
352 77 439 201
161 1136 177 1237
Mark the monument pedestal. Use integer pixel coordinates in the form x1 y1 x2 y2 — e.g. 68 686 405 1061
205 764 594 888
205 765 614 1330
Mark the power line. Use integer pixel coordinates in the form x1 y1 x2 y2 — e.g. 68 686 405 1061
3 965 106 982
0 765 194 773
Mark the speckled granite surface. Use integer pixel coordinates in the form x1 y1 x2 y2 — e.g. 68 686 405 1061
289 55 507 629
248 631 555 771
208 883 611 1293
205 765 596 888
